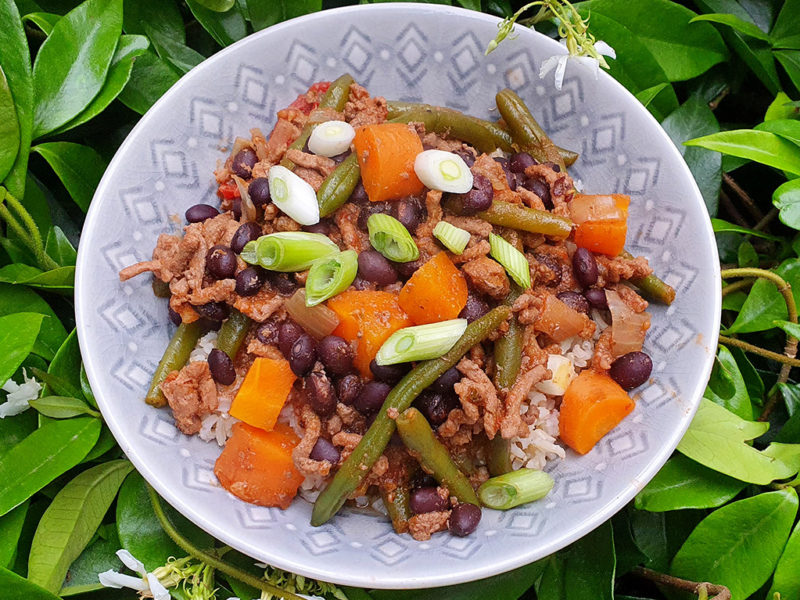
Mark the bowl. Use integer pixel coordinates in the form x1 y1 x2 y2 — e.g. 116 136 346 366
75 3 720 589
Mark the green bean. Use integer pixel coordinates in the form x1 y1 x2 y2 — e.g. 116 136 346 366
311 305 510 526
145 322 203 407
443 197 572 239
216 309 251 360
381 485 412 534
620 250 676 305
281 73 355 169
487 437 514 476
151 278 170 298
396 408 479 505
317 153 360 217
496 88 565 171
494 284 523 391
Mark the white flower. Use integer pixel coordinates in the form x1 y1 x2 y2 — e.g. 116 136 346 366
98 550 170 600
0 369 41 418
539 39 616 90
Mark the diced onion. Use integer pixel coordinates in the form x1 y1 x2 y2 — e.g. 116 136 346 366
433 221 471 254
534 295 585 343
268 165 320 225
308 120 356 157
606 289 651 357
489 233 531 289
285 289 340 340
535 354 576 396
413 149 473 193
367 213 420 263
375 319 468 365
305 250 359 307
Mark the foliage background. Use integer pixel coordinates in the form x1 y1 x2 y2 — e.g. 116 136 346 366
1 0 800 599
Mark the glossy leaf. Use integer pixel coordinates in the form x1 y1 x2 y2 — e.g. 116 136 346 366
0 312 44 383
775 50 800 93
31 0 123 138
729 347 764 403
44 226 76 268
691 13 770 40
82 425 117 462
635 454 745 511
42 330 83 400
185 0 247 47
727 259 800 333
144 24 205 74
193 0 235 11
123 0 184 41
0 502 28 567
765 91 799 121
31 143 107 212
21 12 60 35
29 396 99 419
771 0 800 49
0 410 36 457
60 525 122 596
0 65 21 184
28 460 133 593
118 50 180 115
634 83 670 110
756 118 800 146
80 364 97 409
774 319 800 341
0 264 74 292
671 488 798 600
703 345 753 419
710 217 783 241
0 417 101 517
0 283 67 362
773 178 800 230
246 0 323 30
768 519 800 599
686 129 800 175
0 566 61 600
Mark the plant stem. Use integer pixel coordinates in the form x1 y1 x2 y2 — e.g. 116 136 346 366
718 335 800 367
721 278 754 298
754 207 778 232
723 174 764 223
719 190 750 228
708 86 730 111
146 484 305 600
633 566 731 600
0 187 59 270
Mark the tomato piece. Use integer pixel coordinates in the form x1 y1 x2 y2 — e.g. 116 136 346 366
218 180 240 200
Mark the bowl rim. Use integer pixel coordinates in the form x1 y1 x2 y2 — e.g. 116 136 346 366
75 2 721 588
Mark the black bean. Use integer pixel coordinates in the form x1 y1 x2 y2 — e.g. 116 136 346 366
349 181 369 204
206 245 237 279
454 173 493 215
454 147 476 167
410 486 448 514
302 220 331 235
459 295 490 323
354 381 391 415
449 503 481 536
509 152 537 173
318 335 354 375
393 197 423 233
231 198 242 220
557 291 590 314
411 471 438 490
256 321 279 345
195 301 229 321
370 359 410 384
392 258 423 280
336 374 363 405
231 222 262 254
231 148 258 179
357 201 392 230
584 287 608 309
331 151 351 164
235 267 263 297
609 351 653 390
572 248 598 288
429 366 460 394
524 176 552 209
248 177 271 207
185 204 219 223
289 334 318 377
494 157 516 190
208 348 236 385
413 390 458 426
168 307 182 326
303 367 337 416
358 249 398 285
310 438 341 463
267 272 297 296
351 276 373 291
278 321 305 357
535 253 562 287
545 161 561 173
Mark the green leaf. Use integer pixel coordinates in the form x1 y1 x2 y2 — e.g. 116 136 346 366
0 283 67 362
773 178 800 230
0 502 28 568
686 129 800 175
711 217 784 241
21 12 60 35
768 518 800 599
774 319 800 341
185 0 247 47
42 330 83 400
28 460 133 593
80 365 97 409
144 24 205 74
634 83 670 110
729 346 764 403
31 0 123 138
82 425 117 462
677 398 800 484
691 13 771 41
44 226 76 267
0 0 32 198
765 91 800 121
0 312 44 383
703 345 753 419
0 264 74 292
583 0 728 81
118 50 180 115
727 259 800 333
537 521 615 600
737 239 758 267
31 143 107 212
671 488 798 600
193 0 235 10
635 454 745 511
660 97 721 214
771 0 800 49
0 565 61 600
0 417 101 517
775 49 800 94
29 396 99 419
0 410 37 457
60 525 122 596
0 65 21 184
123 0 184 41
246 0 322 30
756 118 800 146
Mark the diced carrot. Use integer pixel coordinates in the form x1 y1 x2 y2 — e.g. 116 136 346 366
352 123 425 202
398 252 468 325
214 422 303 509
229 357 296 432
534 294 585 342
559 370 635 455
571 194 630 257
328 290 413 377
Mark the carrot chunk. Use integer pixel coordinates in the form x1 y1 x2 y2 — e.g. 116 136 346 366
229 357 296 432
559 370 635 455
352 123 425 202
398 252 468 325
570 194 630 257
328 290 413 377
214 422 303 509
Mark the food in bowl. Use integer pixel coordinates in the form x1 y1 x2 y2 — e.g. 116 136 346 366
119 74 675 541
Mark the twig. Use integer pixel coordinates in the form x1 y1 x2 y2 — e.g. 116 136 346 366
718 335 800 367
721 278 754 298
708 86 730 111
724 174 764 223
633 566 731 600
719 190 750 228
754 207 778 232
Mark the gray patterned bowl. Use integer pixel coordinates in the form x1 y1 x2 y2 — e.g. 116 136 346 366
75 3 721 589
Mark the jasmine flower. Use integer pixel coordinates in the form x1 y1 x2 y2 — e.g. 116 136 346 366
0 369 41 418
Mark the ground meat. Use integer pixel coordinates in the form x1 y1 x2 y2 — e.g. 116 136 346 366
500 362 547 439
260 111 305 163
416 189 443 240
472 154 518 205
613 284 649 313
119 233 188 282
444 358 502 440
420 131 464 152
293 167 325 191
325 414 343 436
160 362 218 435
246 338 283 359
450 239 491 265
523 164 575 217
190 279 236 305
336 403 365 432
274 215 302 232
596 254 653 284
293 405 331 477
518 186 546 211
233 287 284 322
444 216 493 238
592 328 614 372
335 203 368 252
284 149 336 192
521 324 549 366
344 83 388 128
461 257 510 300
512 291 542 325
408 510 451 541
332 431 362 453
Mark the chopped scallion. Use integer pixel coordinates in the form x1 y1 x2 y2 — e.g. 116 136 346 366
242 232 339 272
268 165 320 225
489 233 531 289
305 250 359 306
367 213 420 263
308 120 356 157
413 149 473 193
375 319 468 365
433 221 471 254
477 469 554 510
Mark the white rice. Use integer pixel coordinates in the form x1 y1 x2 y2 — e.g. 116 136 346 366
510 391 566 471
189 331 218 363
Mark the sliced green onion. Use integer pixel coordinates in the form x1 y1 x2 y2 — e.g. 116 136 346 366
489 233 531 289
268 165 320 225
308 120 356 157
305 250 359 306
477 469 554 510
433 221 470 255
243 232 338 272
367 213 419 263
375 318 467 365
413 149 473 193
